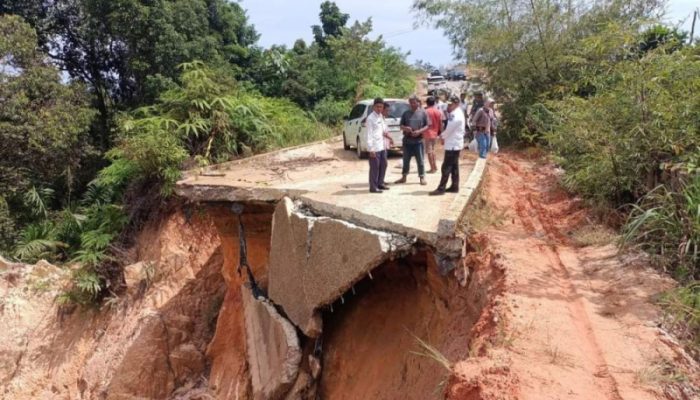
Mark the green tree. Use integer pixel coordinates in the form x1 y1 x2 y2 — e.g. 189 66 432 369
250 3 415 114
639 24 687 54
4 0 259 150
0 15 95 250
313 1 350 46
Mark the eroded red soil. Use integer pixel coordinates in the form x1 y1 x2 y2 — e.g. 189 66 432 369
446 152 699 400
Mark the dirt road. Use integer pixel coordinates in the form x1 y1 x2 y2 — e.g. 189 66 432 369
449 152 699 399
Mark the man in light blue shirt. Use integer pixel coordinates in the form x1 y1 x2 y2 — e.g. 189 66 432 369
430 95 465 196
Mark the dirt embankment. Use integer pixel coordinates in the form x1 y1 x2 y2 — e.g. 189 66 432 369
1 208 226 399
445 152 699 400
2 151 698 400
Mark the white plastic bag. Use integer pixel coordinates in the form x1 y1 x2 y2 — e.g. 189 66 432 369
491 136 499 154
467 138 478 153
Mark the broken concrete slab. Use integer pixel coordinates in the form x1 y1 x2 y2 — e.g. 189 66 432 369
268 198 414 336
266 197 321 336
175 138 478 251
242 287 301 400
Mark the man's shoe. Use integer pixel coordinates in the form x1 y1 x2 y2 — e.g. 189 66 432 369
429 189 446 196
394 176 407 184
420 178 427 186
446 186 459 193
369 189 383 194
378 185 390 190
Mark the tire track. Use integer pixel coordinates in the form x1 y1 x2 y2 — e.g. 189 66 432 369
498 156 623 400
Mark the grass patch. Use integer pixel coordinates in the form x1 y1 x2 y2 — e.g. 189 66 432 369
571 224 620 247
409 333 453 397
634 360 688 386
658 283 700 356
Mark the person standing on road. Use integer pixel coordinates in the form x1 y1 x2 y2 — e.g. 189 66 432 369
365 98 390 193
437 94 449 130
395 95 429 185
468 92 484 122
382 101 395 152
430 96 465 196
472 100 492 159
424 96 443 174
459 93 468 114
484 99 498 152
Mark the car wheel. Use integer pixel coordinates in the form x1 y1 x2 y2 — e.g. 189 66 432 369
343 132 350 150
356 137 368 159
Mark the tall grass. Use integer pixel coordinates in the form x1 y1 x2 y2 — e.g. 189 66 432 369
623 175 700 352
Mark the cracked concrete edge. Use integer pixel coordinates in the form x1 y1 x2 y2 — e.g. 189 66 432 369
291 201 417 307
178 136 343 180
437 157 487 239
173 184 308 204
434 157 488 274
293 202 417 249
298 196 437 245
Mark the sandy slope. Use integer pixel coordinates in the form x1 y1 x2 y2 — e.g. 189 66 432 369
448 152 699 400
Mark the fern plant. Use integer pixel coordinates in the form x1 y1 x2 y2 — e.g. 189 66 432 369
13 221 66 262
24 187 54 218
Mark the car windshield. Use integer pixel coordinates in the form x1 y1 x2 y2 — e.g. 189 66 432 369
427 77 445 82
385 102 409 119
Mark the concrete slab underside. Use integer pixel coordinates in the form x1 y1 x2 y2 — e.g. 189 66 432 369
267 198 414 336
176 137 479 247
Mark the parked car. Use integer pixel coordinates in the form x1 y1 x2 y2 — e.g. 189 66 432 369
343 99 410 158
452 71 466 80
430 69 442 77
427 75 448 96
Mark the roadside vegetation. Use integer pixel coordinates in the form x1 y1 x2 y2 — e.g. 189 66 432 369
0 1 415 306
415 0 699 352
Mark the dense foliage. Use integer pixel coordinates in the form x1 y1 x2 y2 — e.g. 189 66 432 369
0 15 95 251
2 0 259 150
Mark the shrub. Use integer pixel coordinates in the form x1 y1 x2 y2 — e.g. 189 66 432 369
623 175 700 281
313 96 350 126
544 48 700 207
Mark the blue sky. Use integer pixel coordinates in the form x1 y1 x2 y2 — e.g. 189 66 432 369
241 0 699 66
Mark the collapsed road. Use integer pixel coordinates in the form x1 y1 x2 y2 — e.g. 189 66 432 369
175 137 487 399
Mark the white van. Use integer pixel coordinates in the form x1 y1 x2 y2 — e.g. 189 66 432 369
427 76 447 95
342 99 409 158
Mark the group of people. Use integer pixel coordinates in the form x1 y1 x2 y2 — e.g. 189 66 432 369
365 92 498 195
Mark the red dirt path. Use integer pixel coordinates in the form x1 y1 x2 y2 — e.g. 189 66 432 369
447 152 699 400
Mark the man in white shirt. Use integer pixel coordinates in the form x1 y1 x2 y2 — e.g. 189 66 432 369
366 98 390 193
430 95 466 196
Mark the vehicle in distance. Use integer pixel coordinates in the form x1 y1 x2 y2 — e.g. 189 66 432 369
451 71 466 80
343 99 410 158
427 75 448 95
430 69 442 77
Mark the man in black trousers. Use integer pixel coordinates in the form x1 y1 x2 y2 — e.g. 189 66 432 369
430 95 466 195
